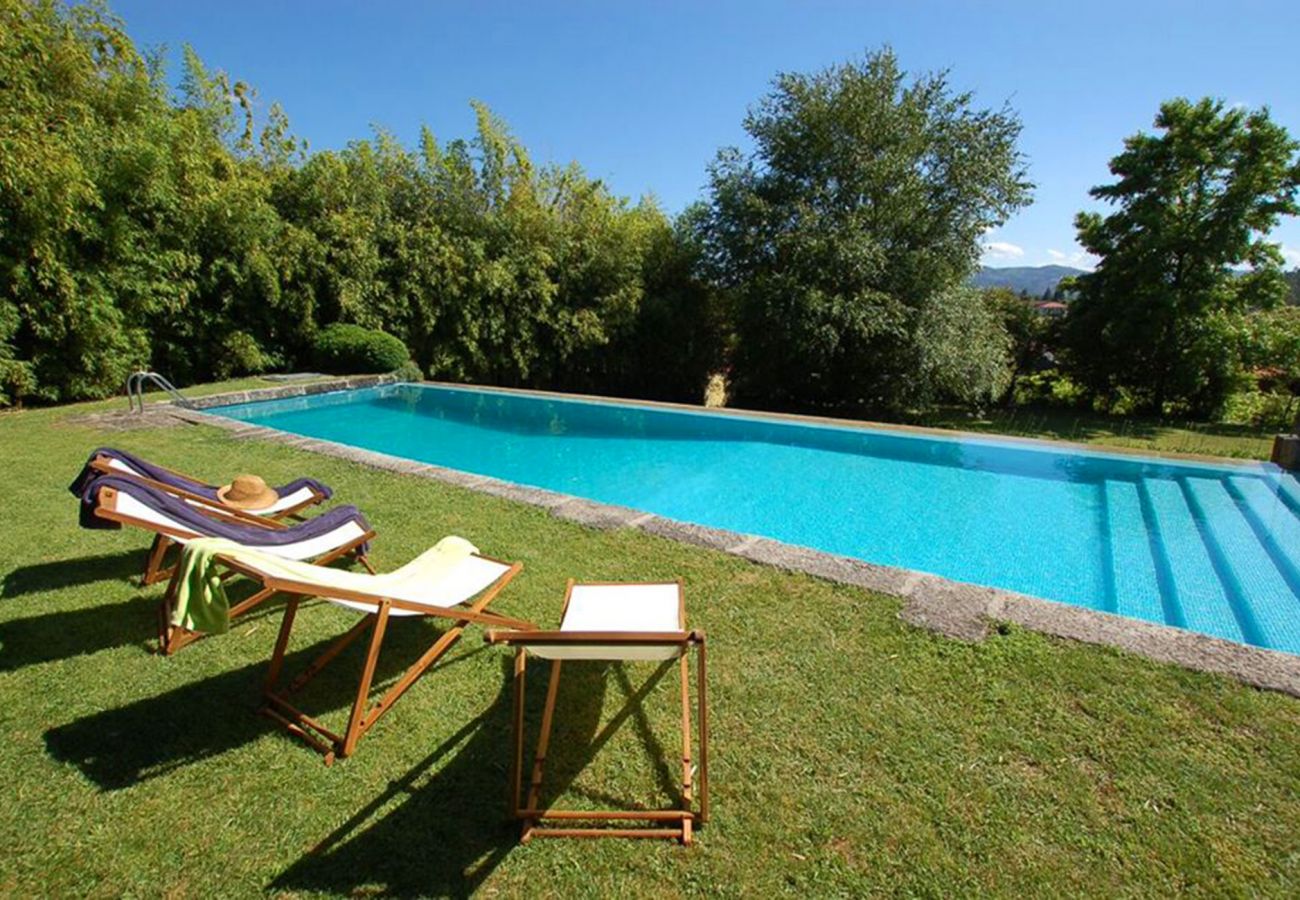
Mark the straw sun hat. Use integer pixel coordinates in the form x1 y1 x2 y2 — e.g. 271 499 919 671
216 474 278 511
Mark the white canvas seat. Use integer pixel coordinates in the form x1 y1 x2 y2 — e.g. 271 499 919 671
220 544 514 617
485 580 709 843
527 583 687 661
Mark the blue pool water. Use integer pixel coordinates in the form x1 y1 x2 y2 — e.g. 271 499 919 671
214 383 1300 654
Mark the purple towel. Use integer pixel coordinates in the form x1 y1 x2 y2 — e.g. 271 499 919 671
68 447 333 507
80 475 371 554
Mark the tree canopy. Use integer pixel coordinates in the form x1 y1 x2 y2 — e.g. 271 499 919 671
9 1 1300 431
696 48 1032 412
1061 98 1300 415
0 0 706 404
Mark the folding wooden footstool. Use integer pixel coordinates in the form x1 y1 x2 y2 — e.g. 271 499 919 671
485 579 709 844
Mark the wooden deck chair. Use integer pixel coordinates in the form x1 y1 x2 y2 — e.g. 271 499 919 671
485 580 709 844
87 452 329 520
209 540 528 764
89 479 376 654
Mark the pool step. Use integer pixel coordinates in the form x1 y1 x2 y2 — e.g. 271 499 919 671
1101 480 1168 624
1134 479 1244 644
1105 472 1300 653
1184 477 1300 651
1227 475 1300 595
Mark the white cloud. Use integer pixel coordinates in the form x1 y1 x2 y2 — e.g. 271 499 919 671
1282 244 1300 267
981 240 1025 262
1046 247 1098 270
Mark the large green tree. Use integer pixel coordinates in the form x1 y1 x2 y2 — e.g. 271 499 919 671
699 48 1032 412
1062 99 1300 415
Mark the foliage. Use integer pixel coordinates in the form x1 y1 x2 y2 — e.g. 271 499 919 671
391 359 424 382
984 288 1054 405
1007 369 1089 409
9 2 1300 429
313 323 410 374
1061 98 1300 416
697 48 1032 413
1285 268 1300 305
0 1 704 404
1220 390 1297 430
560 204 727 401
1238 305 1300 384
914 285 1012 407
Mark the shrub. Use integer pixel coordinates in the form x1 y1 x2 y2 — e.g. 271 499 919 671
0 358 34 407
213 332 277 380
1220 390 1297 430
313 324 410 374
1010 369 1090 409
392 359 424 383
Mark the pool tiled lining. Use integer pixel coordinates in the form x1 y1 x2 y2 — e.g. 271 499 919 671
157 378 1300 698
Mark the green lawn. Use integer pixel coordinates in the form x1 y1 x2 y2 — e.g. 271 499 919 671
918 405 1276 460
1 385 1299 896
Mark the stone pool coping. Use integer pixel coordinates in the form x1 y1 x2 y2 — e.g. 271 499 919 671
152 376 1300 698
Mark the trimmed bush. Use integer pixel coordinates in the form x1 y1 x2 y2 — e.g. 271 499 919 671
313 324 410 374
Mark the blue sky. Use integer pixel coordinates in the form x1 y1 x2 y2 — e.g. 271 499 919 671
112 0 1300 269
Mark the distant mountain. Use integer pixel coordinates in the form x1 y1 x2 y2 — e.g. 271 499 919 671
971 265 1086 295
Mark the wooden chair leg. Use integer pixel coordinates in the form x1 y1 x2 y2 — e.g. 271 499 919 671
511 648 526 821
157 566 180 650
341 601 390 758
697 636 709 825
679 652 694 845
264 598 301 692
141 534 173 586
286 615 376 695
521 659 563 842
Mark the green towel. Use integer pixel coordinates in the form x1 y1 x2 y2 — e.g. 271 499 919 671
170 538 244 634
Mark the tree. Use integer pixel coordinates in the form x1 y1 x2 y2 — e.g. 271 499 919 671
984 287 1049 405
1284 268 1300 305
0 0 159 401
1062 99 1300 416
698 48 1032 413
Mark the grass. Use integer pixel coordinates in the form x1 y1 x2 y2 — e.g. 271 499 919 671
918 405 1276 461
1 381 1299 895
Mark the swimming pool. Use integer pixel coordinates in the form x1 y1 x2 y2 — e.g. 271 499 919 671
213 383 1300 655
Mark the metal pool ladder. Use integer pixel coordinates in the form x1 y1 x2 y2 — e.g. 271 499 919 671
126 371 193 413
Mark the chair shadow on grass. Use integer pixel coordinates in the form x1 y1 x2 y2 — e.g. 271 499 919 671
0 575 285 673
1 549 146 599
0 593 158 671
43 616 478 791
271 656 680 898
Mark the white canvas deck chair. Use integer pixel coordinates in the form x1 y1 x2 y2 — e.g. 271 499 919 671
485 580 709 844
210 540 529 764
89 479 376 654
86 452 328 519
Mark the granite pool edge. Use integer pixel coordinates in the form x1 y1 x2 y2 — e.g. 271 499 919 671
180 373 402 409
162 389 1300 700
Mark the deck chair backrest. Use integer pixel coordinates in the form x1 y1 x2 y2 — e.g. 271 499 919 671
90 455 320 519
94 480 370 561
